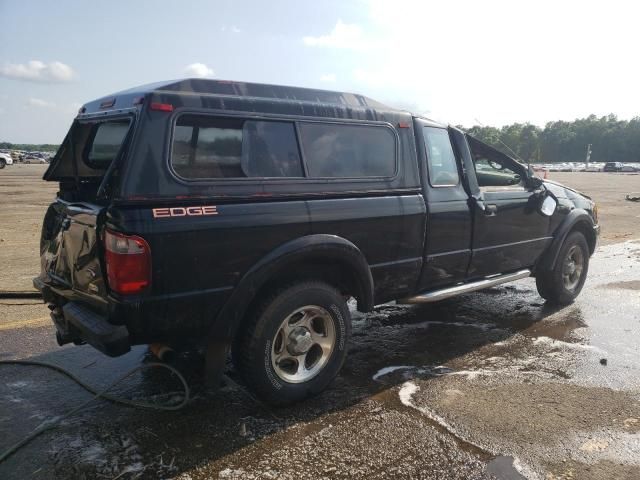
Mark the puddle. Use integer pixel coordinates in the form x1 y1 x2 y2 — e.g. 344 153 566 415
600 280 640 290
486 456 528 480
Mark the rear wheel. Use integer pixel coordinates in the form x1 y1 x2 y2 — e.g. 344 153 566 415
536 231 589 305
234 281 351 406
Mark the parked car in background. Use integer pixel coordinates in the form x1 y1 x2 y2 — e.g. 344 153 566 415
603 162 623 172
620 164 638 172
0 152 13 168
24 156 48 164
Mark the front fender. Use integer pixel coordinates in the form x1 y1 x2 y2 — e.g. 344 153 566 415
537 209 596 272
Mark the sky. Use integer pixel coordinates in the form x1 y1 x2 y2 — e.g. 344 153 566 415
1 0 639 143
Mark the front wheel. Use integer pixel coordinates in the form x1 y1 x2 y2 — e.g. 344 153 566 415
0 159 6 169
234 281 351 406
536 231 589 305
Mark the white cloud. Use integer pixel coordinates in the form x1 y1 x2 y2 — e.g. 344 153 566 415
221 25 241 33
352 68 398 88
28 98 56 108
0 60 74 83
320 73 337 82
355 0 640 127
184 63 215 78
303 20 369 49
26 99 80 115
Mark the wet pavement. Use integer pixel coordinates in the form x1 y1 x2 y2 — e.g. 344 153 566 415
0 240 639 479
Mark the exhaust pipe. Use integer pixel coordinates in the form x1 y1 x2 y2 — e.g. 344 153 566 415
149 343 175 362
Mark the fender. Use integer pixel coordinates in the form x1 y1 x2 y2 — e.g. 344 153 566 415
210 234 374 344
537 208 596 272
203 234 374 385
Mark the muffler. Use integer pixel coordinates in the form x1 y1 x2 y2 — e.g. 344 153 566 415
149 343 176 362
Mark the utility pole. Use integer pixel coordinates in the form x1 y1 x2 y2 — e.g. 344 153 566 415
585 144 592 169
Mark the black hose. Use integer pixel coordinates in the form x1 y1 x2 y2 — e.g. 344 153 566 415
0 359 190 463
0 291 42 299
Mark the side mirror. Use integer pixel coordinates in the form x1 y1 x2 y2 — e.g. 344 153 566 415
526 174 544 190
539 195 557 216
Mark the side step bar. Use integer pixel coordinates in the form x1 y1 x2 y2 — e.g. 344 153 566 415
399 269 531 304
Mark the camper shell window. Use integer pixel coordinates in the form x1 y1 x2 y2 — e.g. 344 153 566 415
45 117 133 180
170 115 304 179
85 120 131 169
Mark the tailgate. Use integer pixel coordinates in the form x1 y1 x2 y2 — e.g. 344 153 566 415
38 200 107 300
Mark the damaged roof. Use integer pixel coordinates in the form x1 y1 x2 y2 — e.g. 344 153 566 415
80 78 448 127
87 78 397 111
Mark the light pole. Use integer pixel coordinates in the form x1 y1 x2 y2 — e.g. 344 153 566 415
585 144 592 169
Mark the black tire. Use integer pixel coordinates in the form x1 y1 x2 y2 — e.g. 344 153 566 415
0 159 6 169
234 281 351 406
536 231 589 305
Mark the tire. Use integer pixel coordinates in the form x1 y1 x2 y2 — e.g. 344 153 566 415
234 281 351 406
0 159 6 169
536 231 589 305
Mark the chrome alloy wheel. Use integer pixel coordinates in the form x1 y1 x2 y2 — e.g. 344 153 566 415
563 245 584 291
270 305 336 383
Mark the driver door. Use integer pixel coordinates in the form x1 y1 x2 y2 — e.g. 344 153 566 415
466 136 552 278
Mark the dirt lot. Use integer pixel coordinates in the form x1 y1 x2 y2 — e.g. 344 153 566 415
0 165 639 480
548 171 640 245
0 165 57 292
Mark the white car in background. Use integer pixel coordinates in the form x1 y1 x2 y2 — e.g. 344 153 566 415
0 152 13 169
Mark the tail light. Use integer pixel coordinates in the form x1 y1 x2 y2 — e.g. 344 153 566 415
104 230 151 295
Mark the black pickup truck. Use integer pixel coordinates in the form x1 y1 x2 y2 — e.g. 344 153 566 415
35 79 599 405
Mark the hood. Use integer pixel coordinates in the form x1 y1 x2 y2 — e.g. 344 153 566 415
543 179 591 201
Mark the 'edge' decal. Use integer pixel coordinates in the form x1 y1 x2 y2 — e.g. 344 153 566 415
152 206 218 218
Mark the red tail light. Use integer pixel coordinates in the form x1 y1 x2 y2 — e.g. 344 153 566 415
104 230 151 295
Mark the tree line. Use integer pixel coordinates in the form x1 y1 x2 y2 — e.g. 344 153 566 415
462 114 640 164
0 142 58 153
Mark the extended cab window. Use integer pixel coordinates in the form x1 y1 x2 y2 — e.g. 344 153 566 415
171 115 303 179
298 123 396 178
423 127 460 186
467 136 524 189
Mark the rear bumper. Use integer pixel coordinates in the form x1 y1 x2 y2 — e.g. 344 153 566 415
34 276 232 353
34 278 130 357
63 302 130 357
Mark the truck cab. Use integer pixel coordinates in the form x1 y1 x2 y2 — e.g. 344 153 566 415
34 79 599 405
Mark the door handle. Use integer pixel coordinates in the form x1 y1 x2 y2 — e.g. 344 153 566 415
484 204 498 216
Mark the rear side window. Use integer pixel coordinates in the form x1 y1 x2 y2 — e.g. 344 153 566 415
86 120 130 168
171 115 303 179
298 123 396 177
423 127 460 187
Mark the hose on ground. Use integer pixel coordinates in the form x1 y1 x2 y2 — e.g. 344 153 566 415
0 291 42 299
0 359 190 463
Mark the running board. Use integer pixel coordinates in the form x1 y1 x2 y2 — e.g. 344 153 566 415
399 269 531 304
